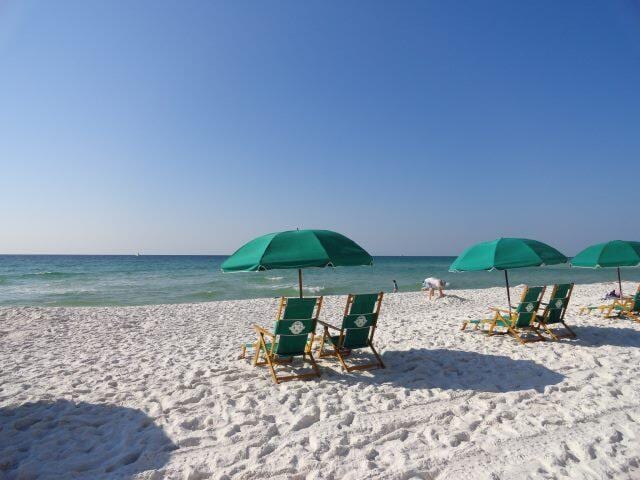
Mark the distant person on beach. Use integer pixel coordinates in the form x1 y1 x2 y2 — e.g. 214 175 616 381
422 277 446 299
392 280 399 293
605 289 620 300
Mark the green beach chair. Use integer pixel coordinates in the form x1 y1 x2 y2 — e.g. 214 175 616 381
535 283 576 340
579 284 638 315
602 285 640 322
317 292 385 372
240 296 323 384
462 286 546 345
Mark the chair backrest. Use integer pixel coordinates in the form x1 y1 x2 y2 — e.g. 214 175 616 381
280 297 319 320
542 283 574 324
512 286 545 328
629 285 640 313
339 293 383 349
273 297 322 355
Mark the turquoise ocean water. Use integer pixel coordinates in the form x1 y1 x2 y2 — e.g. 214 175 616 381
1 255 639 307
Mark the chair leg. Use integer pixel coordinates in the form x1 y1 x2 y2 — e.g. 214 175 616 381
265 355 280 384
520 326 545 344
508 327 526 345
252 342 261 366
532 327 546 342
561 322 577 338
239 344 247 359
369 342 385 369
335 347 350 372
488 322 497 336
254 334 271 367
307 352 321 377
541 323 559 341
461 321 468 331
318 329 330 358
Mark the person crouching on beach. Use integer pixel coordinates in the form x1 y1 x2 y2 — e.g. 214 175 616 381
422 277 446 299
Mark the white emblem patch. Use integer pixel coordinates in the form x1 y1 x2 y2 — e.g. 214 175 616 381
289 321 305 335
555 299 564 308
354 315 368 327
525 304 534 313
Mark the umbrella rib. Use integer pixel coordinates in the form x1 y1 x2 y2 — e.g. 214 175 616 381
521 241 542 268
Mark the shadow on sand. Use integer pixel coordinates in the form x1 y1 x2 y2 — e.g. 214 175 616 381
0 400 176 479
328 348 564 393
560 325 640 348
438 294 468 301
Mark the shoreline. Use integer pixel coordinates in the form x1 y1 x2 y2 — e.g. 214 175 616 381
0 278 636 311
4 255 640 309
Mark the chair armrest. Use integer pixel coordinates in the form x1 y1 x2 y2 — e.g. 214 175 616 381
252 324 275 338
489 307 510 313
317 320 341 331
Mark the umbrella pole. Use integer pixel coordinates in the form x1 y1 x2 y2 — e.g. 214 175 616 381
504 270 512 314
298 269 303 298
617 267 623 299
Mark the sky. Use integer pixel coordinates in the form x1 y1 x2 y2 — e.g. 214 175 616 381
1 1 639 256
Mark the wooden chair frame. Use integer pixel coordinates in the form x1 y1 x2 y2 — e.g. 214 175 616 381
579 303 612 315
317 292 385 372
536 283 576 340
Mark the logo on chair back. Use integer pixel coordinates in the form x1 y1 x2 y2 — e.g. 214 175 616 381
525 303 534 313
289 321 305 335
354 315 367 327
555 299 564 309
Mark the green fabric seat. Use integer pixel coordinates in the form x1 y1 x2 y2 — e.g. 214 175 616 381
493 315 511 327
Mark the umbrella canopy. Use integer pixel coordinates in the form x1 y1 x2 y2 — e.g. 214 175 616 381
571 240 640 268
221 229 373 297
571 240 640 297
450 237 568 311
450 237 568 272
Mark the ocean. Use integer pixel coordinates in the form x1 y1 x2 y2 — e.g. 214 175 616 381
1 255 638 307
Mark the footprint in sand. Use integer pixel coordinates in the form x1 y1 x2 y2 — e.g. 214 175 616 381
179 437 202 448
180 417 205 431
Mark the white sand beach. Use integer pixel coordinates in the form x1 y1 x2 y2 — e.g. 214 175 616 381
2 282 640 479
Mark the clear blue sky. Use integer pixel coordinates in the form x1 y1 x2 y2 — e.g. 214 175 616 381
1 1 639 255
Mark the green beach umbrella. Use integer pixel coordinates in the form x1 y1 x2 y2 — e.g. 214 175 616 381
449 238 568 311
571 240 640 298
221 229 373 297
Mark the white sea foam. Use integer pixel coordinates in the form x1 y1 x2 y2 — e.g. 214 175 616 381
266 276 284 281
303 285 325 293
